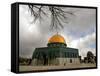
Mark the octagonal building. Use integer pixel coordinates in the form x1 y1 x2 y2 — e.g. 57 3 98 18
31 34 80 66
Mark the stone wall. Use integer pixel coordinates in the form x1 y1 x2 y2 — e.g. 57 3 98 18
56 58 80 65
31 58 80 66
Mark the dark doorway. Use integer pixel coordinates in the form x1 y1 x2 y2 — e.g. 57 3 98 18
43 54 48 65
70 59 72 63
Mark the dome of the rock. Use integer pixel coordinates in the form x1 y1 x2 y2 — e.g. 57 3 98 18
32 34 80 66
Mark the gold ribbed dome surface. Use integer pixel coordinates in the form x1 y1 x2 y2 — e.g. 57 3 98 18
48 34 66 43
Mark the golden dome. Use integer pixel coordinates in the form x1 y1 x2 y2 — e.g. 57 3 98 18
48 34 66 43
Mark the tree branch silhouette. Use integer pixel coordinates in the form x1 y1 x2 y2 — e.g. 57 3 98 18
28 5 75 32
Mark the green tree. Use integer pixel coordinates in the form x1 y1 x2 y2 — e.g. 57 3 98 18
87 51 95 63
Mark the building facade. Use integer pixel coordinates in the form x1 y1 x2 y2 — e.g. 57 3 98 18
31 34 80 66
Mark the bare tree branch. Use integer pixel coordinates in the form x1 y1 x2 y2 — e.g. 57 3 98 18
28 5 75 32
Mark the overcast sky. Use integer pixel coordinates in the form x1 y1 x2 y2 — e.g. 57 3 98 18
19 5 96 59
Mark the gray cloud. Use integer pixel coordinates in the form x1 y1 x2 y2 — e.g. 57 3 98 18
70 32 96 58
